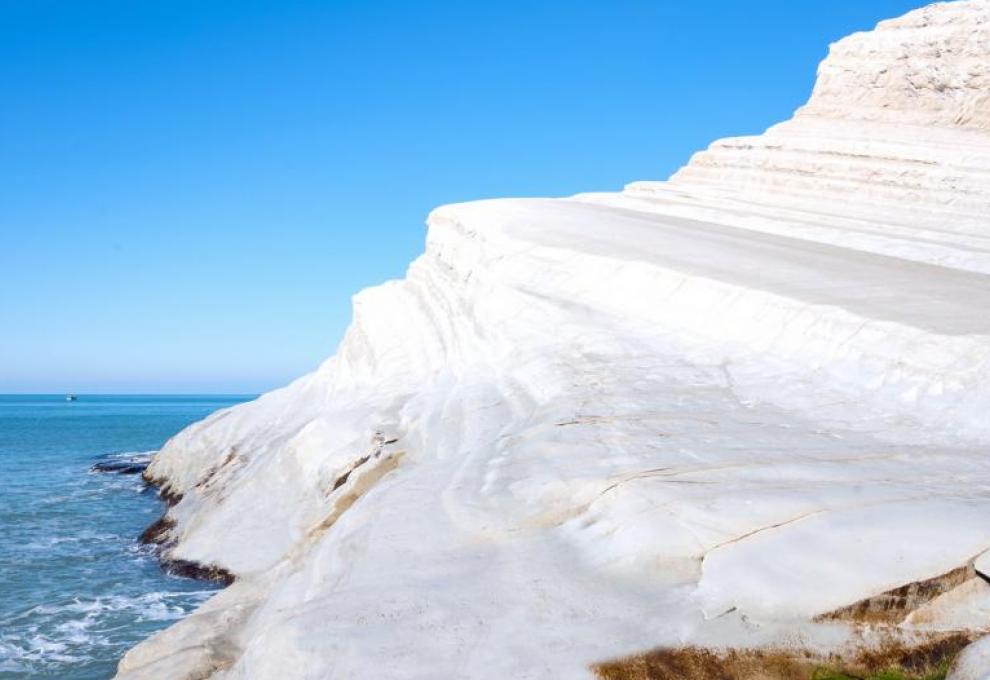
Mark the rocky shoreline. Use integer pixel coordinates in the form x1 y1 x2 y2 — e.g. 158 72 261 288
92 455 236 587
109 1 990 678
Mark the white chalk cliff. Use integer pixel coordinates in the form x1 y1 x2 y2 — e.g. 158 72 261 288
119 1 990 678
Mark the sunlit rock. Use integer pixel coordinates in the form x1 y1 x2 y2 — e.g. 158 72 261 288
117 2 990 678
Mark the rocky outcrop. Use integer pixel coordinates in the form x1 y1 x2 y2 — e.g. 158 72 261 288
117 2 990 678
91 452 152 475
800 0 990 131
617 1 990 274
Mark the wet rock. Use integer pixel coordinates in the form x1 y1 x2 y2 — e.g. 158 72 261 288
91 455 151 475
139 516 176 545
163 559 235 586
137 468 233 589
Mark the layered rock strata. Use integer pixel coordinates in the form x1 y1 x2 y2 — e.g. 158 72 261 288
117 2 990 678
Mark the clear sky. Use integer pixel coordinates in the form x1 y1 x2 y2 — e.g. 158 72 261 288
1 0 926 394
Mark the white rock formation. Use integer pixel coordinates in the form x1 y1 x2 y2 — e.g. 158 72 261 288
950 636 990 680
118 1 990 678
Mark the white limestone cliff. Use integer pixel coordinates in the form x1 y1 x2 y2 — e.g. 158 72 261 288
118 1 990 678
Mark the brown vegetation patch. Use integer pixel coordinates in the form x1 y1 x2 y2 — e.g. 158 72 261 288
595 645 807 680
592 633 974 680
817 565 975 625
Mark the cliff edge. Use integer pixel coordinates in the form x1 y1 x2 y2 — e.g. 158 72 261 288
118 2 990 678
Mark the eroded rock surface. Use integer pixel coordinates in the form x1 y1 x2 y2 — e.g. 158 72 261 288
117 2 990 678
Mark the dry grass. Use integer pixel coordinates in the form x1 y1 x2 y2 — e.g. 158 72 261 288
592 633 974 680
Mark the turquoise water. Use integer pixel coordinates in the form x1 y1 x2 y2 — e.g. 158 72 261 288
0 395 252 680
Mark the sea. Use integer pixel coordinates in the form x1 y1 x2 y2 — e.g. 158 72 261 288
0 394 253 680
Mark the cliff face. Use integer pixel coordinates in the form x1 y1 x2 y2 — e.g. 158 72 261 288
622 0 990 274
802 0 990 130
118 2 990 679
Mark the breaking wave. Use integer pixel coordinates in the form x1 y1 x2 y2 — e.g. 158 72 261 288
0 591 215 674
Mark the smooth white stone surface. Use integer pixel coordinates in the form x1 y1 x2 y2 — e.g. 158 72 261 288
117 2 990 678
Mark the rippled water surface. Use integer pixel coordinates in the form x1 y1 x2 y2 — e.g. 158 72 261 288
0 395 252 679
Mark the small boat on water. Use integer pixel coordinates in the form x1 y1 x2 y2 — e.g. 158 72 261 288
65 394 77 402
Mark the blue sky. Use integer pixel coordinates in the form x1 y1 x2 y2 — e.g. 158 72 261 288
0 0 925 394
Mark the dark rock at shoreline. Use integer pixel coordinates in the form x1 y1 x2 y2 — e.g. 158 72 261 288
137 471 235 588
164 559 235 586
158 486 183 506
92 452 153 475
139 515 176 545
92 460 149 475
